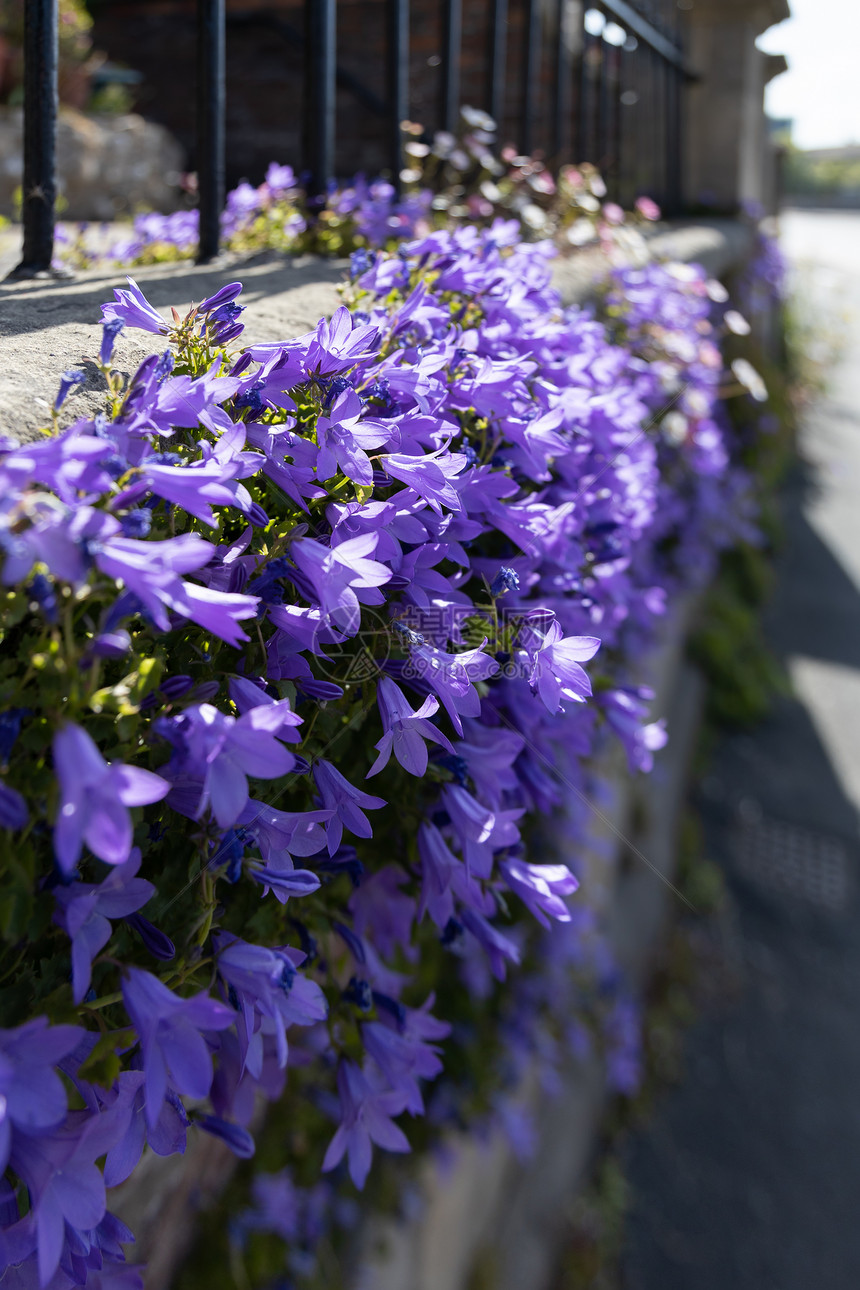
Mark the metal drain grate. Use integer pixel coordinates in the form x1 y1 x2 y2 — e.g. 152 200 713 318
735 816 850 911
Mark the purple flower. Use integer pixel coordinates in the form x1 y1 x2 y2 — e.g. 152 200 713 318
460 908 521 981
315 389 391 486
236 799 332 865
417 820 465 928
228 675 303 743
0 782 28 831
321 1060 410 1189
198 282 243 314
526 622 601 713
313 761 386 855
264 162 296 194
498 858 579 928
157 701 298 829
101 277 169 335
102 1076 189 1188
367 677 454 778
382 446 467 514
121 968 234 1128
138 431 263 528
54 369 86 412
52 724 169 874
361 998 449 1114
489 566 520 597
305 305 380 376
248 864 321 904
289 534 391 636
11 1115 113 1285
53 850 156 1002
100 318 125 366
348 866 416 960
0 1018 83 1174
409 639 499 735
215 933 327 1070
195 1114 255 1158
94 533 259 647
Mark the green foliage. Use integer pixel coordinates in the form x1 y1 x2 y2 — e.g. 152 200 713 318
783 144 860 199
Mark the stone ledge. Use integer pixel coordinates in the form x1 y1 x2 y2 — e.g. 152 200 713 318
0 218 753 444
0 253 346 443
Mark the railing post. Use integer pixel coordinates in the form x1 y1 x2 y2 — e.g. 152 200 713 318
440 0 462 134
387 0 409 194
304 0 337 198
552 0 574 162
196 0 225 264
487 0 508 132
577 16 594 163
11 0 58 279
521 0 541 156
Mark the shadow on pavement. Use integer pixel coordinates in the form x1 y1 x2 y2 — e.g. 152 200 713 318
621 453 860 1290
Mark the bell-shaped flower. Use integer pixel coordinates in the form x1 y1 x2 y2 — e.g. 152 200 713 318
53 850 156 1002
0 1018 84 1174
304 305 380 376
228 675 303 743
290 533 391 637
94 532 259 647
321 1059 410 1189
157 701 298 829
313 760 386 855
382 446 467 515
101 276 168 335
315 389 391 486
214 933 327 1071
498 858 579 928
409 638 499 735
52 725 169 875
121 969 234 1128
367 677 455 778
526 621 601 713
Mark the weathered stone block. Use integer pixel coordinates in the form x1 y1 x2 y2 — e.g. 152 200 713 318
0 107 185 221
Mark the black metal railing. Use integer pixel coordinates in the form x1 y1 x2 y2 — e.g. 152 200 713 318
9 0 691 279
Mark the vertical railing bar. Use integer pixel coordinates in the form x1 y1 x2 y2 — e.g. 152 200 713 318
11 0 58 279
612 42 623 200
578 25 593 164
653 46 664 206
596 32 609 171
488 0 508 132
552 0 573 163
387 0 409 194
665 58 678 212
441 0 462 134
521 0 541 156
196 0 225 265
304 0 336 199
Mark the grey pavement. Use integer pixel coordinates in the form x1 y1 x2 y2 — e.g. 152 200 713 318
621 209 860 1289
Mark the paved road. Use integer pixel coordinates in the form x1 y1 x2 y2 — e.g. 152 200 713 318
621 210 860 1290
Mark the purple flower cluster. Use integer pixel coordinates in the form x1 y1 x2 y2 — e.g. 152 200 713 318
54 165 432 273
0 213 766 1285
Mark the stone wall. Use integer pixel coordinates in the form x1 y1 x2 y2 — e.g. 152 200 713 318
684 0 790 214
